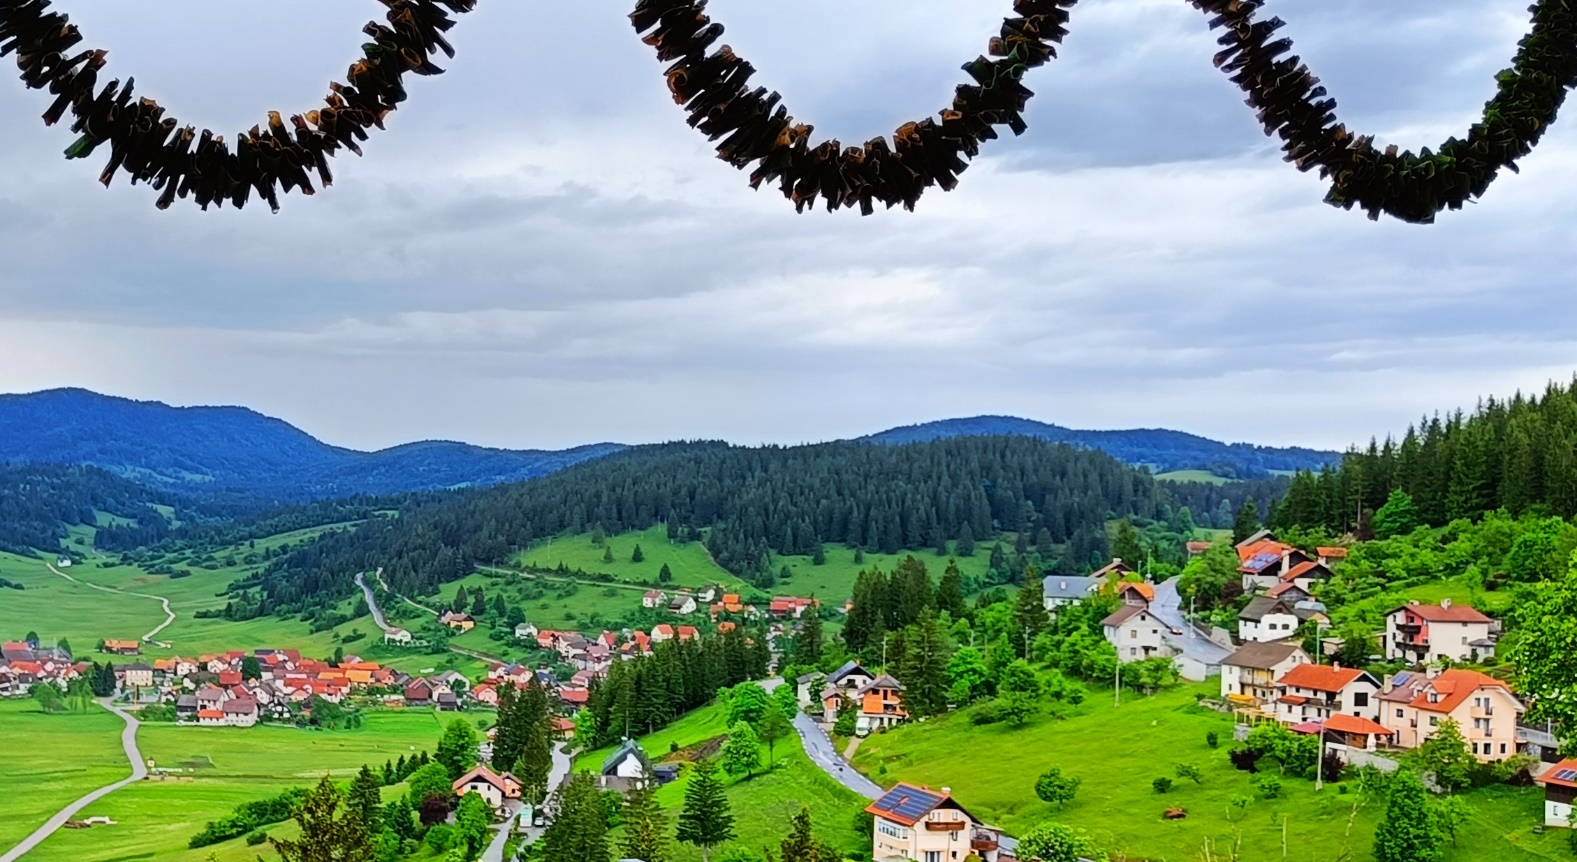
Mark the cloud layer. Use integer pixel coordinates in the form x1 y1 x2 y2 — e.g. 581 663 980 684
0 0 1574 452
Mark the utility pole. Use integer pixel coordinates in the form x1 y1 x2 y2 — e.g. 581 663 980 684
1315 729 1326 791
1114 660 1122 708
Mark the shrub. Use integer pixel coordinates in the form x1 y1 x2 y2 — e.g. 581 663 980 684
1254 774 1282 799
1175 764 1203 785
425 824 456 852
967 698 1003 726
1228 746 1260 773
1320 751 1345 784
245 832 268 847
1152 777 1174 794
1206 731 1220 749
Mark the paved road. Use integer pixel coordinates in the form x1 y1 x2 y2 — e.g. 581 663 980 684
47 563 176 647
792 712 883 799
354 570 395 632
1150 577 1232 666
0 700 145 862
493 744 573 862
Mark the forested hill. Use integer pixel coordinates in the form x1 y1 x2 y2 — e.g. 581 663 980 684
0 463 188 554
0 388 622 500
249 437 1281 616
861 416 1338 478
1277 377 1577 534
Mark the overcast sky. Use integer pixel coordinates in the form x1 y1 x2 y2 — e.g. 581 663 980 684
2 0 1575 453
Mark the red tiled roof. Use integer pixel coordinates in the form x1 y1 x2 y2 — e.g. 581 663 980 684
559 688 589 704
1280 560 1322 582
1324 714 1392 737
1408 669 1512 714
1277 663 1363 693
1119 581 1155 602
1538 758 1577 788
1392 603 1492 624
1317 547 1348 559
198 709 224 719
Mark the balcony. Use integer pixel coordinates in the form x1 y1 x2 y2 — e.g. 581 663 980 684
971 831 1001 853
1472 704 1495 718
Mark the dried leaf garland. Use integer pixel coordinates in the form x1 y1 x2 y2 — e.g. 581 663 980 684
0 0 476 212
1194 0 1577 223
631 0 1076 214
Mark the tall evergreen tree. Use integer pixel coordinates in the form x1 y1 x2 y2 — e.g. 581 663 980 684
348 764 383 831
541 772 610 862
1011 573 1050 657
1232 498 1260 545
797 603 824 666
620 771 669 862
676 759 734 862
898 609 951 718
779 807 838 862
269 776 373 862
935 559 967 618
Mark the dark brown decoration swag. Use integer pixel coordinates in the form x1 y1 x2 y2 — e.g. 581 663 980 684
3 0 1575 222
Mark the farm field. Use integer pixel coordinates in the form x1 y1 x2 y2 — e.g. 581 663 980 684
851 683 1559 862
22 708 455 862
578 700 870 862
0 699 133 853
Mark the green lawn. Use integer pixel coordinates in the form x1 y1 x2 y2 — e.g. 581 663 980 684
573 700 869 862
0 699 133 853
851 683 1553 862
23 709 456 862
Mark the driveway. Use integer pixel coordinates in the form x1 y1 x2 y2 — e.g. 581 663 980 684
1150 577 1232 667
492 743 572 862
0 700 146 862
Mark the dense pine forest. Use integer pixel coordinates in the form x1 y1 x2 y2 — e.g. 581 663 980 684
241 438 1280 618
1276 377 1577 533
0 463 189 553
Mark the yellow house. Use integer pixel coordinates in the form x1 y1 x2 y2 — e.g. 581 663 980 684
866 783 1003 862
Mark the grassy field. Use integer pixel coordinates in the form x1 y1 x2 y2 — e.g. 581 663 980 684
22 708 457 862
851 683 1557 862
1156 470 1231 485
0 699 134 853
574 700 869 862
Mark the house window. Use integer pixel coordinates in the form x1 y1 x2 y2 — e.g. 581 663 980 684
1501 743 1508 754
878 821 906 839
1130 648 1138 657
1396 709 1404 718
925 853 942 862
1429 716 1439 727
1353 692 1369 707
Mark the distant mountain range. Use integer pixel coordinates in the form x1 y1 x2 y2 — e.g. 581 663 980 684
0 389 621 500
860 416 1339 478
0 390 1338 502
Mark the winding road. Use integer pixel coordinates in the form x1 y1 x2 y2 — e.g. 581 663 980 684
46 563 176 647
0 700 145 862
1150 576 1232 668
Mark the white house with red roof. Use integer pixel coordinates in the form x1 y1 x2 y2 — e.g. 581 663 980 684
866 783 1003 862
1273 663 1381 725
651 624 675 644
642 590 667 609
1537 759 1577 826
453 765 521 811
1384 600 1496 664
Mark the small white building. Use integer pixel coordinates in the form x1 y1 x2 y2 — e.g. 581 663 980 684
668 595 698 616
1102 605 1173 663
1238 597 1301 643
513 622 539 640
1041 575 1102 611
642 590 668 609
1538 760 1577 827
453 765 521 811
1384 600 1495 665
383 628 413 646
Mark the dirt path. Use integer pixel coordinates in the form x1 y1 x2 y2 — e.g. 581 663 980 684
0 700 145 862
46 563 176 647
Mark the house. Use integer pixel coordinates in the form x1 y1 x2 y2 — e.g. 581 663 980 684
856 675 907 733
720 593 744 614
122 663 155 690
1041 575 1103 611
600 739 653 790
1317 546 1348 566
820 660 877 721
1220 641 1311 710
796 671 825 708
558 688 589 709
668 595 698 616
1186 541 1213 557
651 624 675 644
1384 600 1495 665
1102 604 1173 663
1321 713 1396 752
198 709 226 726
1236 534 1321 592
1117 581 1155 607
676 626 699 642
1238 597 1301 643
769 597 815 619
866 783 1003 862
471 682 499 707
551 716 576 739
717 621 737 634
1274 663 1381 725
404 679 433 707
435 690 461 712
56 555 72 568
1378 668 1524 760
1279 560 1335 593
102 639 141 656
383 628 413 646
513 622 539 640
453 765 522 810
642 590 668 609
196 684 226 711
223 698 259 728
175 694 199 719
1090 558 1134 580
1267 582 1312 603
439 612 475 632
1536 759 1577 826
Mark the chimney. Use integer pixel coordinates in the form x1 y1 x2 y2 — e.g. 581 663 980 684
1332 661 1341 671
941 787 952 795
1440 598 1452 609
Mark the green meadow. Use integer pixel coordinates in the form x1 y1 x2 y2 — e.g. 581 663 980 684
851 683 1558 862
0 699 133 852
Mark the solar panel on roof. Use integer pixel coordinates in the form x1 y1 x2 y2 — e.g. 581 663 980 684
1554 769 1577 782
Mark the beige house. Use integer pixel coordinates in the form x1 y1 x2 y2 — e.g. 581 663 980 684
1220 641 1310 711
1102 605 1173 663
1378 669 1524 760
121 663 154 689
1384 600 1495 665
453 765 521 811
866 783 1003 862
1273 663 1381 725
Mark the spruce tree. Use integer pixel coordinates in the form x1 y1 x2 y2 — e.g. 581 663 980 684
779 807 837 862
541 772 610 862
517 686 556 805
812 544 826 565
1232 498 1261 545
956 523 976 557
1011 575 1050 656
936 560 967 618
348 764 384 831
383 794 417 841
632 544 645 563
620 771 670 862
899 608 951 718
798 603 824 666
676 759 734 862
269 776 373 862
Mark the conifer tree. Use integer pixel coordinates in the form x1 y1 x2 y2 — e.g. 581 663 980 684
935 559 967 618
797 603 824 666
620 771 670 862
541 772 610 862
779 807 837 862
676 759 734 862
269 776 373 862
348 764 384 830
1232 498 1260 545
898 608 951 718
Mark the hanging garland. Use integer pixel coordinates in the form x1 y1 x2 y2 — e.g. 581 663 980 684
2 0 1575 221
635 0 1577 223
630 0 1074 214
0 0 476 212
1193 0 1577 224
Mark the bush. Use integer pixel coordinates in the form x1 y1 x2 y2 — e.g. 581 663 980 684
1152 777 1174 794
967 699 1003 726
1254 774 1282 799
1228 746 1259 773
425 824 456 852
1206 731 1220 749
245 832 268 846
1320 751 1345 784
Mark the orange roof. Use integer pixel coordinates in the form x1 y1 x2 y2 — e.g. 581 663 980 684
104 639 140 650
1324 714 1392 737
1237 540 1290 563
1281 560 1322 582
1392 603 1492 624
1317 547 1348 558
198 709 224 719
1539 758 1577 788
717 622 737 633
1119 582 1155 602
677 626 699 639
1278 663 1364 693
653 624 674 636
1408 669 1513 714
